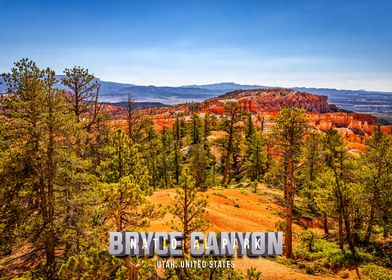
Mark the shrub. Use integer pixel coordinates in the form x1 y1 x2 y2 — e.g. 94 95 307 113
333 250 371 270
246 266 262 280
299 229 320 252
296 231 341 262
362 263 392 280
295 233 373 270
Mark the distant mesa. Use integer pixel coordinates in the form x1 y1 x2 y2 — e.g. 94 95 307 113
205 88 338 114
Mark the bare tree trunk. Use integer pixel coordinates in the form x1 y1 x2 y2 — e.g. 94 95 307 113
46 107 56 269
323 213 329 235
343 210 355 252
338 214 344 250
183 185 189 254
382 214 389 238
222 150 232 186
285 160 294 258
125 93 140 143
364 199 376 244
123 257 143 280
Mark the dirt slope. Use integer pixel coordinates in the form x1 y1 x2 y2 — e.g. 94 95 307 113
147 185 339 279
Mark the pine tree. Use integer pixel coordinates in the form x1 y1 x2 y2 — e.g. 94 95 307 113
99 130 161 279
273 107 307 258
245 114 255 139
173 114 184 184
171 166 208 254
61 66 101 157
361 127 392 242
143 119 161 189
217 102 243 186
190 113 202 145
159 126 173 188
124 93 141 143
322 128 355 252
0 59 80 277
299 129 324 214
245 131 267 182
100 129 131 183
189 144 209 189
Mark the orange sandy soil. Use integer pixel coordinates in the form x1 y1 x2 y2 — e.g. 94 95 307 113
146 185 351 279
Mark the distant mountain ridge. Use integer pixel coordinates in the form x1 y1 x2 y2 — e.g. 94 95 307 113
1 77 391 115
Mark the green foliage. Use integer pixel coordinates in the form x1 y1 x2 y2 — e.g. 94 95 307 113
298 129 324 212
171 166 208 253
0 59 92 276
245 266 262 280
159 126 174 188
101 176 161 231
216 101 244 186
295 235 373 270
190 113 202 145
59 248 121 279
272 106 307 258
298 229 320 252
360 127 392 242
245 131 267 182
362 263 392 280
188 144 209 189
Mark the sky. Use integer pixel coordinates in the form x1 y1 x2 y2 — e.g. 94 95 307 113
0 0 392 91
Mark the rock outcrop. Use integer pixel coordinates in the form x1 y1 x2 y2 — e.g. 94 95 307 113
204 88 338 114
306 113 379 135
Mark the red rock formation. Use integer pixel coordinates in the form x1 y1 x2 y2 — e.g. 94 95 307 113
204 88 337 114
107 88 391 138
306 112 379 134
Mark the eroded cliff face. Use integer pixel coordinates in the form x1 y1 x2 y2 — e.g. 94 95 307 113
204 88 338 114
306 113 379 135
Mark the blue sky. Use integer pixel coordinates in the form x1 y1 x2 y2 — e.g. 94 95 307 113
1 0 392 91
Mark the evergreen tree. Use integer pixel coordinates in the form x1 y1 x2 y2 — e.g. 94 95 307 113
217 102 243 186
299 129 324 213
202 113 211 150
98 131 162 279
272 107 307 258
361 127 392 242
173 114 184 184
190 113 202 145
143 119 161 189
159 126 173 188
171 166 208 254
61 66 101 157
245 114 255 139
245 130 267 182
0 59 81 277
322 128 356 252
124 93 141 143
189 144 209 189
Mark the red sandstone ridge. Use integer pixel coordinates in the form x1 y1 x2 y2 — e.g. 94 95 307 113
203 88 338 114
